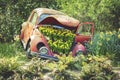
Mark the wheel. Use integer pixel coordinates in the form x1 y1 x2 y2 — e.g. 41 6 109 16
76 50 83 56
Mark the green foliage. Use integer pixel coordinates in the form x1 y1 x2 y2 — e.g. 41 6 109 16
0 43 17 58
18 58 46 80
0 39 28 63
1 54 118 80
80 55 113 80
0 0 120 79
1 0 120 42
66 54 116 80
0 57 20 79
87 31 120 55
0 40 23 58
88 31 118 55
39 26 75 54
86 30 120 65
56 0 120 31
0 58 20 73
44 55 78 80
0 0 58 42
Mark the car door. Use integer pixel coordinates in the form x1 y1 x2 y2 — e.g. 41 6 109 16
75 22 94 43
20 12 38 45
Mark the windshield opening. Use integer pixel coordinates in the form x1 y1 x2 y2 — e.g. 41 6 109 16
39 25 76 33
38 25 75 54
77 24 92 36
38 14 50 23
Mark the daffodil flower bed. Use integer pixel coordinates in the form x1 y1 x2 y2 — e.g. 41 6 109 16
39 26 75 54
86 30 120 63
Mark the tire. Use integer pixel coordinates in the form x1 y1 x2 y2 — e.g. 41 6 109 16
76 51 83 56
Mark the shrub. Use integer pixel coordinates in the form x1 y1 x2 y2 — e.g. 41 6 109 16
45 55 78 80
86 30 120 65
0 57 20 79
1 0 120 42
79 55 113 80
0 40 23 58
38 55 117 80
89 31 120 54
0 54 118 80
56 0 120 31
0 0 58 42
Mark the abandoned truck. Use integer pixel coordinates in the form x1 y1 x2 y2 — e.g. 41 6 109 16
20 8 94 60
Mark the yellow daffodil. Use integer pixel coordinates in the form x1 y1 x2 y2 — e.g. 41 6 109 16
118 34 120 39
90 41 92 45
106 31 109 35
14 35 19 41
119 28 120 32
106 38 110 41
100 34 104 39
100 32 104 35
109 31 113 35
100 32 104 39
105 31 113 35
98 43 102 46
0 34 2 38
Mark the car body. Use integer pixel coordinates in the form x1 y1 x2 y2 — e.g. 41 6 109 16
20 8 94 59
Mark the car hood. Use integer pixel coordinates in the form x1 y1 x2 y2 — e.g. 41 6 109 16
39 15 79 27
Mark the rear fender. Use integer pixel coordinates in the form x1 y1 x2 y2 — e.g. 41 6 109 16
72 43 86 56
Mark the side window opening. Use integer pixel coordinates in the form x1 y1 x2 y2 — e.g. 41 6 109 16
38 14 50 23
77 24 92 36
30 12 38 25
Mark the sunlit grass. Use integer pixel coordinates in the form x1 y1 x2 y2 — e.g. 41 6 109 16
0 43 16 58
0 41 28 62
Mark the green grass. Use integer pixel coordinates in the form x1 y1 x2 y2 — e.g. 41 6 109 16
0 43 16 58
0 42 18 57
0 41 28 62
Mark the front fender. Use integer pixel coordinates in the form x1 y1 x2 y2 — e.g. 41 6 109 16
30 35 53 56
72 43 86 56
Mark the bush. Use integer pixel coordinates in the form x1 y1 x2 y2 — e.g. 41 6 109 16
56 0 120 31
0 54 119 80
87 31 120 55
86 30 120 65
0 57 20 79
0 40 23 58
0 0 58 42
79 55 113 80
1 0 120 42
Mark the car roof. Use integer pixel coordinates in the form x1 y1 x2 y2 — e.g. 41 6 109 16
34 8 65 16
34 8 80 27
39 15 79 27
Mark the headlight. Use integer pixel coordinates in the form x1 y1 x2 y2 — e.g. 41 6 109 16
76 49 83 56
39 46 48 54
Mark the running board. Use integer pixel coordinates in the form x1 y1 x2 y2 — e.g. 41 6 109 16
38 54 59 61
30 52 59 61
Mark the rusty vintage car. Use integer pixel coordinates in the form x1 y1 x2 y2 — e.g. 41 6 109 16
20 8 94 60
